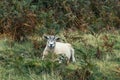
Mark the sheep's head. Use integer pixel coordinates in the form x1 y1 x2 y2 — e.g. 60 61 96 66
44 35 60 49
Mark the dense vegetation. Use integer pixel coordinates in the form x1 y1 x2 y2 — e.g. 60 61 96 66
0 0 120 80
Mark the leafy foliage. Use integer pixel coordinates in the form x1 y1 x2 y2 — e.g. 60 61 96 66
0 0 120 41
0 0 120 80
0 31 120 80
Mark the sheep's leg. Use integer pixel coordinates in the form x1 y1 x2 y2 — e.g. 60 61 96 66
42 55 45 60
72 56 76 62
42 49 48 60
71 48 76 62
67 59 70 64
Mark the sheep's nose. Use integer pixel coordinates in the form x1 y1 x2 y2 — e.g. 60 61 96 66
49 44 53 48
50 44 52 47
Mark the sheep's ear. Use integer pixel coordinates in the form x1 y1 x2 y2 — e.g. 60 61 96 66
55 37 60 40
44 35 49 39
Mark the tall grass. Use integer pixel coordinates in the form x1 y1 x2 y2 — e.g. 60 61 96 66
0 30 120 80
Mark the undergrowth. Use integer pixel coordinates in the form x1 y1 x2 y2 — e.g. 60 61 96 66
0 30 120 80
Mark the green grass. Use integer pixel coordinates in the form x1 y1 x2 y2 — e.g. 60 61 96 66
0 31 120 80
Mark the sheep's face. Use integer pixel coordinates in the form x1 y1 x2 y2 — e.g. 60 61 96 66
44 35 60 49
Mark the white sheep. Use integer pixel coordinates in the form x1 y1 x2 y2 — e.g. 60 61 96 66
42 35 76 63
